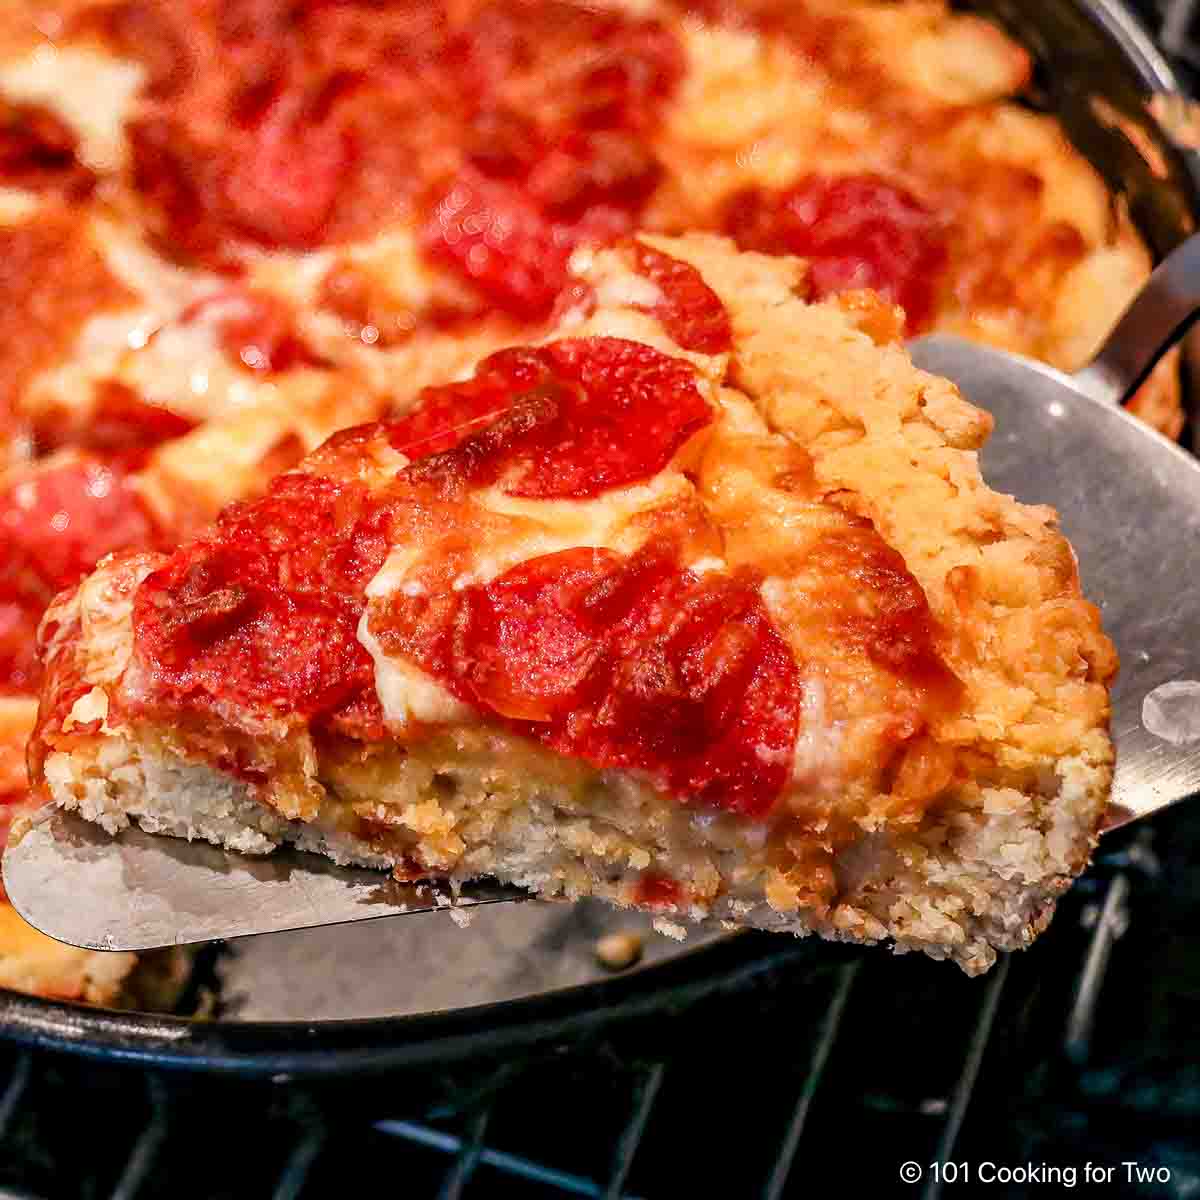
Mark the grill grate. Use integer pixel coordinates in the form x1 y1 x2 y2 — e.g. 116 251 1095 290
1 819 1188 1200
760 961 858 1200
1160 0 1200 67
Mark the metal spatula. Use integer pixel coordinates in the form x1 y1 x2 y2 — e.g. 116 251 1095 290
9 235 1200 954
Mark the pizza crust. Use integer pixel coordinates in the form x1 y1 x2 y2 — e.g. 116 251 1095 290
42 732 1106 976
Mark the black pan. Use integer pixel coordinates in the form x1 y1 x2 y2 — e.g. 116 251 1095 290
0 0 1196 1077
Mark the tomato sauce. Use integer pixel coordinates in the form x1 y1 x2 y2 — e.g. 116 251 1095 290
32 381 196 463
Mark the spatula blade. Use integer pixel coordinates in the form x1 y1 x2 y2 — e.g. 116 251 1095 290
3 806 526 951
909 334 1200 830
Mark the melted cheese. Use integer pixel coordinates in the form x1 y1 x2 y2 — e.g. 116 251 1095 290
124 320 277 419
589 266 665 311
134 368 366 526
249 226 503 397
94 220 213 314
667 25 826 157
458 473 698 589
0 187 38 225
27 304 280 423
356 612 472 727
250 229 444 313
757 580 844 789
789 677 843 790
24 221 280 423
0 45 145 173
71 553 158 687
246 247 337 310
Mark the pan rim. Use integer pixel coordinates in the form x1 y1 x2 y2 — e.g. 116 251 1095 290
0 933 855 1077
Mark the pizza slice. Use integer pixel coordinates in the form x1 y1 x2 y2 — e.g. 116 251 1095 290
28 235 1116 975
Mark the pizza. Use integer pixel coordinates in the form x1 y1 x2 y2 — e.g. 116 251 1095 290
28 235 1118 975
0 0 1162 998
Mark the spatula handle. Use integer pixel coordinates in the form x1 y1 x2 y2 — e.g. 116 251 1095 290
1072 231 1200 407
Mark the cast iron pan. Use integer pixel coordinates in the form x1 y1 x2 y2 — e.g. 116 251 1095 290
0 0 1196 1077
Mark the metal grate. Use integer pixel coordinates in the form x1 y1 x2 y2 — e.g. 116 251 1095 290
2 817 1191 1200
1159 0 1200 68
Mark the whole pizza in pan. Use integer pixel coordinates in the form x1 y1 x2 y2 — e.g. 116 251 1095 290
0 0 1162 997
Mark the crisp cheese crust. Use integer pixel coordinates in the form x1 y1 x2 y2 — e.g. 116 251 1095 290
31 236 1117 974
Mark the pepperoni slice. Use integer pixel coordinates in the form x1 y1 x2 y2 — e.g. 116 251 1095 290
573 18 684 129
451 2 683 130
463 106 543 180
389 372 521 461
526 131 661 221
420 139 658 321
0 457 163 692
458 548 621 721
0 458 159 600
420 169 577 322
0 587 42 695
0 100 95 198
116 1 451 265
418 3 680 319
724 174 947 332
133 472 394 718
110 0 680 277
0 430 158 713
182 290 326 374
803 529 960 698
390 542 801 817
77 2 192 98
223 96 352 248
630 243 732 354
32 381 196 462
391 338 712 499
